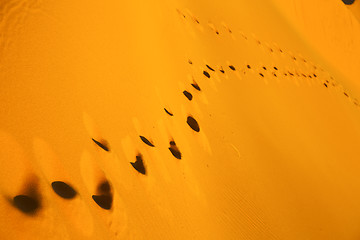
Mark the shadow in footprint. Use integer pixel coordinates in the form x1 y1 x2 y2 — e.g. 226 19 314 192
139 136 155 147
187 116 200 132
191 83 201 91
12 180 41 215
183 91 193 101
169 141 182 160
206 65 215 71
51 181 77 199
92 195 112 210
92 138 110 152
13 195 40 215
164 108 173 116
203 71 210 78
130 154 146 175
92 180 113 210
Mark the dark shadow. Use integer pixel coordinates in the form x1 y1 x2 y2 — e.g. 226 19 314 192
274 67 278 70
140 136 155 147
92 195 112 210
92 180 113 210
263 66 267 70
183 91 193 101
229 65 236 71
92 138 110 152
259 73 264 77
203 71 210 78
247 65 251 69
187 116 200 132
51 181 77 199
13 195 40 215
164 108 173 116
191 83 201 91
169 141 182 160
12 177 41 215
130 154 146 175
324 83 328 88
98 180 111 194
188 59 193 64
342 0 355 5
206 65 215 71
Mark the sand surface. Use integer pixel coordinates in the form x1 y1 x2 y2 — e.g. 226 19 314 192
1 0 360 239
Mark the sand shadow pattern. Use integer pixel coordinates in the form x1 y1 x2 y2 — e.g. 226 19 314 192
140 136 155 147
169 140 182 160
183 91 193 101
130 154 146 175
229 65 236 71
12 178 41 215
187 116 200 132
203 71 210 78
191 83 201 91
51 181 77 200
92 180 113 210
92 138 110 152
164 108 174 116
206 65 215 71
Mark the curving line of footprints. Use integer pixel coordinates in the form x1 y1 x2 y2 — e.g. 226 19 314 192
10 93 201 216
178 8 360 108
9 6 359 221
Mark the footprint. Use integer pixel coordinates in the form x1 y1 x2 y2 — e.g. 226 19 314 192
12 177 41 215
164 108 174 116
169 140 182 159
220 66 225 74
183 90 193 101
130 154 146 175
187 116 200 132
51 181 77 200
191 83 201 91
206 64 215 71
33 138 94 237
13 195 40 215
92 138 110 152
92 195 112 210
139 136 155 147
92 180 113 210
203 70 210 78
83 112 111 152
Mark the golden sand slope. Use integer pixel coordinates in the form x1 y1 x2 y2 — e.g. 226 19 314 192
0 0 360 239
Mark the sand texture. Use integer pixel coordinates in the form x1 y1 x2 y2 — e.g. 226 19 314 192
1 0 360 239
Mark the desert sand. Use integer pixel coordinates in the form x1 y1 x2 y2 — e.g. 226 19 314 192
1 0 360 239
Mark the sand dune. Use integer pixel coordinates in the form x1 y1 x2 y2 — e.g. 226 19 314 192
1 0 360 239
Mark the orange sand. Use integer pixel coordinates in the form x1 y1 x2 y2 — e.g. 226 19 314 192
1 0 360 239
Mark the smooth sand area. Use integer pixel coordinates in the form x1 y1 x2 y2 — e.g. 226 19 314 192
1 0 360 239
